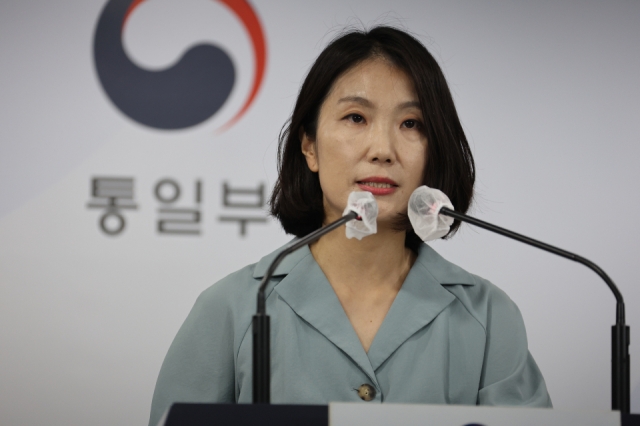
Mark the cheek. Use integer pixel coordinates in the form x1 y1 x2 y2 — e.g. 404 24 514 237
317 147 353 191
400 144 428 186
316 130 360 172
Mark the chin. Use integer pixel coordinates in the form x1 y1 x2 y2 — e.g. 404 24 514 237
375 211 406 230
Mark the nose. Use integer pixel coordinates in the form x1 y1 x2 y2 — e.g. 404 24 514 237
366 122 396 165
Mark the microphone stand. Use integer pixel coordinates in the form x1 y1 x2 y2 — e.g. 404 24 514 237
252 210 359 403
439 207 630 413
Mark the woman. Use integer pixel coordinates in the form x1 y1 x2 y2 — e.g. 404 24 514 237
149 26 551 426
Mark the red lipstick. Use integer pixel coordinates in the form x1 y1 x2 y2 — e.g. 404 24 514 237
356 176 398 196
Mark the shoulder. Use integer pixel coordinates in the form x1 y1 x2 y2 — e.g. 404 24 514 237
192 239 302 325
184 263 261 350
415 243 521 331
415 244 551 406
197 263 259 312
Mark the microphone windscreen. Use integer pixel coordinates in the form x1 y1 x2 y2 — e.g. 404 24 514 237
408 186 455 241
343 191 378 240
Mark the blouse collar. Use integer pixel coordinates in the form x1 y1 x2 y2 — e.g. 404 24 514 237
251 241 477 385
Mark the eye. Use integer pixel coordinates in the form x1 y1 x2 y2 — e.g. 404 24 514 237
345 113 365 124
402 119 422 130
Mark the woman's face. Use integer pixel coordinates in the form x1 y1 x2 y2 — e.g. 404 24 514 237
302 57 427 226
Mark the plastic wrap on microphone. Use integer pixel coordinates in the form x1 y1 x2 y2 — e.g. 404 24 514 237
408 185 455 241
343 191 378 240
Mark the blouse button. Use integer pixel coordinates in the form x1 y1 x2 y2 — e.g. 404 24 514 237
357 384 376 401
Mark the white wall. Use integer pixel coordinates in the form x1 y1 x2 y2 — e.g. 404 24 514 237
0 1 638 424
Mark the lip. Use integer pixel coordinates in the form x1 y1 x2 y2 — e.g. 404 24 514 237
356 176 398 196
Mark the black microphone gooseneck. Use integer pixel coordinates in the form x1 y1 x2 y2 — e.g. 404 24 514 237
439 207 630 413
252 210 360 403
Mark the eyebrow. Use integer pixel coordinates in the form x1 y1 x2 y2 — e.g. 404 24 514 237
337 96 374 107
337 96 421 110
397 100 421 110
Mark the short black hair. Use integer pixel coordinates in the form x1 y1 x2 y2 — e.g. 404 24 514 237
269 26 475 248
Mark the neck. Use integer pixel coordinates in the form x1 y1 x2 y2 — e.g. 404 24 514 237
309 222 416 293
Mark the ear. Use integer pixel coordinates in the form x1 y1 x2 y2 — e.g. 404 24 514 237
301 130 319 173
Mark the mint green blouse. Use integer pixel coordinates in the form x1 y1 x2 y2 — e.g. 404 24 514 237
149 243 551 426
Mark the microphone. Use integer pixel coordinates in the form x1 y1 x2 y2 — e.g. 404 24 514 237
408 185 630 413
253 191 378 403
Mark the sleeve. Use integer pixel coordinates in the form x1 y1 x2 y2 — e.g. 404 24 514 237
148 288 237 426
477 287 553 407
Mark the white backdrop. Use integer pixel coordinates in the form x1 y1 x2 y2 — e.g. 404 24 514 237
1 1 639 425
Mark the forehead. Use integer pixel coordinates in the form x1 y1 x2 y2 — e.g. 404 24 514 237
325 57 418 102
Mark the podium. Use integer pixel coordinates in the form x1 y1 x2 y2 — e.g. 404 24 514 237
160 403 640 426
160 404 327 426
